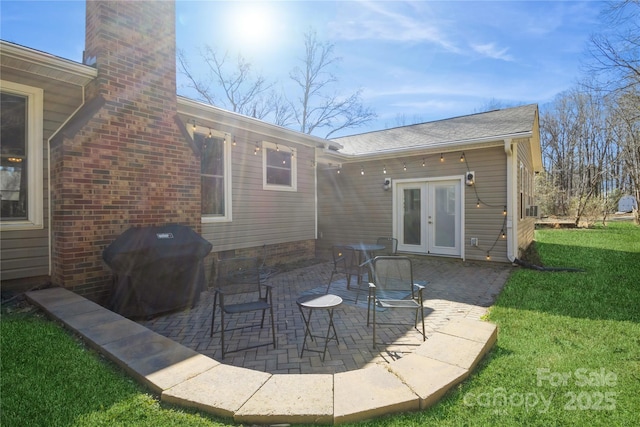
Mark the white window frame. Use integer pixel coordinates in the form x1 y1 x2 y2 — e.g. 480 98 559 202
191 126 232 223
262 140 297 192
0 80 43 231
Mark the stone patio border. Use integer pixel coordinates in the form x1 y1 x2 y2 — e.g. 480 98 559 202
26 287 497 425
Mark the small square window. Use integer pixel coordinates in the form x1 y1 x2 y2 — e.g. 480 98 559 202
262 141 296 191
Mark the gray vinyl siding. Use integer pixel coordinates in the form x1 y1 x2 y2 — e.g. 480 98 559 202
318 145 510 262
175 110 317 252
464 146 508 262
206 139 316 251
0 68 86 281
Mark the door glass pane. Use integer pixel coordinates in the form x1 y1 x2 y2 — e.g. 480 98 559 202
434 184 456 247
403 188 421 245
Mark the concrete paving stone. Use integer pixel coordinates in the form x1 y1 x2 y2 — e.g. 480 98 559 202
162 364 272 419
25 287 86 308
414 332 488 371
388 353 469 409
145 354 219 393
77 316 149 347
41 297 104 319
438 317 497 344
333 364 419 424
63 306 125 330
101 329 203 392
235 374 334 425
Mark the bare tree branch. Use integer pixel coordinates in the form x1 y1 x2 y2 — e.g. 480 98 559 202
288 29 376 137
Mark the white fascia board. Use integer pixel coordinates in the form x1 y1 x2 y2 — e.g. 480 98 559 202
321 131 533 163
0 40 96 85
177 96 342 151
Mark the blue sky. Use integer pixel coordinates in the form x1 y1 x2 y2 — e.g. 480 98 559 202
1 1 605 137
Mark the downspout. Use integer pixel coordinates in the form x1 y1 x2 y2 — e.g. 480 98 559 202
314 147 318 244
504 138 516 262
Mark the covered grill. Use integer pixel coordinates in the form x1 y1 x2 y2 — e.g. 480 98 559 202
103 224 212 318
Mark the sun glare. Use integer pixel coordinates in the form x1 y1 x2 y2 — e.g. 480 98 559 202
231 5 275 51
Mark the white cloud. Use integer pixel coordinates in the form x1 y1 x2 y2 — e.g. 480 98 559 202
471 43 514 62
327 1 461 53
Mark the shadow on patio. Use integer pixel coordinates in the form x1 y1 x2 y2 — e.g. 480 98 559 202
139 256 512 374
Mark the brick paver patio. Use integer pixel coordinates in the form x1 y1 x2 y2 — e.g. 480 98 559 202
139 256 512 374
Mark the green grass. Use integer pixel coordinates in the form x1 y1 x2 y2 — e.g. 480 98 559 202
0 311 228 427
2 222 639 426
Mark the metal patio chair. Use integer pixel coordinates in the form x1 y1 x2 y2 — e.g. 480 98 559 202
366 256 426 347
210 257 276 358
375 237 398 256
326 245 367 301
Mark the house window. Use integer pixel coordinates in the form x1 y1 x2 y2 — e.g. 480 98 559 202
262 141 296 191
0 81 43 230
194 130 231 222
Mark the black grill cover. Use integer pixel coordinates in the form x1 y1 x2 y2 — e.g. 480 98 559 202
103 224 212 318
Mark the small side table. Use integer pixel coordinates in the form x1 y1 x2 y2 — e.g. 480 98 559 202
296 294 343 361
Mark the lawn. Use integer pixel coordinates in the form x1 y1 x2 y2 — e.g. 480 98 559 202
2 222 639 426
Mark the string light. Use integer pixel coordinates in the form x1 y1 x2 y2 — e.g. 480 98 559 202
403 162 407 171
501 229 506 239
477 200 481 208
460 152 465 162
209 128 213 139
503 206 507 215
232 136 237 146
192 120 196 131
422 158 426 167
486 252 491 260
440 153 444 162
383 165 387 174
360 167 365 176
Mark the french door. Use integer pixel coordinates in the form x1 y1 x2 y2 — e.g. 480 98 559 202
395 179 462 256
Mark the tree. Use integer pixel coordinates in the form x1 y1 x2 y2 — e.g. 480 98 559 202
288 29 376 138
177 47 292 125
584 0 640 223
540 87 618 225
585 0 640 96
177 29 376 138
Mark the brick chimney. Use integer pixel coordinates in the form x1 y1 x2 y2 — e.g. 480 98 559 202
50 0 200 302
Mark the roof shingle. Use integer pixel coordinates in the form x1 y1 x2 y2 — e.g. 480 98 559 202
332 104 538 156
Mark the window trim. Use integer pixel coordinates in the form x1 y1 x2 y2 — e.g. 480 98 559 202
262 140 297 192
0 80 43 231
191 126 232 223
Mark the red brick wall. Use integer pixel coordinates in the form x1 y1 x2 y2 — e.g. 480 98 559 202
50 1 201 302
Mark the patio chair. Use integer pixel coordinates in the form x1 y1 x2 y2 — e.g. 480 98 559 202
326 245 366 300
366 256 426 347
210 257 276 358
375 237 398 256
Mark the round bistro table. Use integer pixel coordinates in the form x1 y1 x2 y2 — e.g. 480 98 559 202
296 294 343 361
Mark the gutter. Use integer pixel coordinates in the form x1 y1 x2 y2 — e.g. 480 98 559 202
177 97 343 151
504 138 516 263
322 131 532 163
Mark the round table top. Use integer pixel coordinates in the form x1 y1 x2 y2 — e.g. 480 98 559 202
346 243 385 252
297 294 343 309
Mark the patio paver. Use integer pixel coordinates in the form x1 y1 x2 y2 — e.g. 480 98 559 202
25 256 511 424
